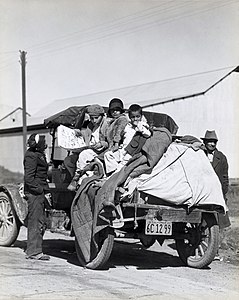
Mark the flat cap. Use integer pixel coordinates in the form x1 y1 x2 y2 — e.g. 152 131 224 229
87 104 105 116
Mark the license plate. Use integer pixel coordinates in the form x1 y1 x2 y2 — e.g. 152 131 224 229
145 219 172 235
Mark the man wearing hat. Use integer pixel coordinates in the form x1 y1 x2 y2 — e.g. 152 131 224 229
202 130 230 260
202 130 229 197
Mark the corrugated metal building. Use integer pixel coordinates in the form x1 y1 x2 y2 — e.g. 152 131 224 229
0 67 238 177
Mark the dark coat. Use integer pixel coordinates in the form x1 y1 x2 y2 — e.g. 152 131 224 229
211 149 230 229
212 149 229 197
24 149 49 195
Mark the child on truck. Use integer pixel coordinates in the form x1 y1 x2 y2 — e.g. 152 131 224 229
104 104 152 175
67 104 108 191
67 99 129 190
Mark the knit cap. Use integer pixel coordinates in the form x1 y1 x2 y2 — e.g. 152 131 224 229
87 104 105 116
27 134 46 151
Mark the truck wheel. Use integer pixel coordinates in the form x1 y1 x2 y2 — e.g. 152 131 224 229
175 213 219 269
0 192 20 246
75 227 114 269
140 236 156 248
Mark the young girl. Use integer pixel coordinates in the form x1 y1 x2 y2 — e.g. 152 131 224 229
105 98 129 152
104 104 151 175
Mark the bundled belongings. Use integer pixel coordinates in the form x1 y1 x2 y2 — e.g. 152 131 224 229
71 129 227 263
124 142 227 212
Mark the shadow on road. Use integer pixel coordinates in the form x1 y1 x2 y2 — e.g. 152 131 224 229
14 237 184 270
108 240 184 270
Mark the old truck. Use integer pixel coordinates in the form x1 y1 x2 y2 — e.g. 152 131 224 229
0 106 224 269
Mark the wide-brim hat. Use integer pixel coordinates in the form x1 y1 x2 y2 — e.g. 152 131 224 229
201 130 218 141
109 98 124 112
87 104 105 116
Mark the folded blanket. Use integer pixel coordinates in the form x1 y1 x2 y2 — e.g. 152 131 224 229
71 161 110 262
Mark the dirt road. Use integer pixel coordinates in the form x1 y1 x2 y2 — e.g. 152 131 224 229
0 226 238 300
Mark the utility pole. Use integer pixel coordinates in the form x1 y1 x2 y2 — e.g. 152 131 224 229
19 50 27 154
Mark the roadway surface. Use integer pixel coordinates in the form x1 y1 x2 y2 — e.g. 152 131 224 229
0 226 238 300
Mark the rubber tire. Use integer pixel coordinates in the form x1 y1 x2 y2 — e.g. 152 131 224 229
175 213 219 269
75 227 114 269
140 236 156 248
0 192 20 246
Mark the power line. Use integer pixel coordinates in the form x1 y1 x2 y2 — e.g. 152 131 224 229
26 1 177 51
0 0 237 71
26 0 234 54
27 0 236 60
0 2 176 66
27 1 187 58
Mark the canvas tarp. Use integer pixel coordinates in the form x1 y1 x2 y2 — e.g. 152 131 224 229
125 143 227 213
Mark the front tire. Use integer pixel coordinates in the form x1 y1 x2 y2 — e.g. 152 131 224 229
0 192 20 246
75 227 114 269
175 213 219 268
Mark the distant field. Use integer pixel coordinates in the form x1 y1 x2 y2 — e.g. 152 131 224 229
0 166 23 184
227 185 239 217
229 177 239 186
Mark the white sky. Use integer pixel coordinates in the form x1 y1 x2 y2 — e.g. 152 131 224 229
0 0 239 116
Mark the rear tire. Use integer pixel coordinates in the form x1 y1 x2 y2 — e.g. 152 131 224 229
75 227 114 269
0 192 20 246
175 213 219 268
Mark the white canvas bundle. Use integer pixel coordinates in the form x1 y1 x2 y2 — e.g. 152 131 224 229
125 143 227 213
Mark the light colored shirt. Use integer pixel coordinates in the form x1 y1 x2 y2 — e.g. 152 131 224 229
122 119 151 149
207 152 214 163
90 126 100 145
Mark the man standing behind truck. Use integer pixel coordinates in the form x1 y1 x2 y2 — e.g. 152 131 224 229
202 130 231 261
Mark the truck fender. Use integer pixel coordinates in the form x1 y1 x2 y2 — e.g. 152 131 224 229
0 184 28 224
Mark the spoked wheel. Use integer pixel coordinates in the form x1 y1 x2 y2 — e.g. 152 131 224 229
75 227 114 269
175 213 219 268
0 192 20 246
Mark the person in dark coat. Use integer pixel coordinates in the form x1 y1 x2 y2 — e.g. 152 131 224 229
24 134 51 260
202 130 230 260
202 130 229 203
